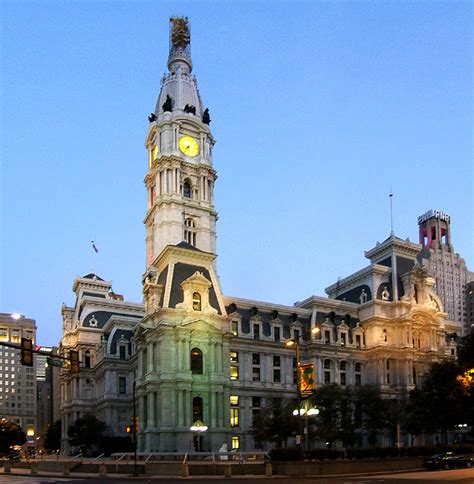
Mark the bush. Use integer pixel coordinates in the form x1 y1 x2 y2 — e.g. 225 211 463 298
307 448 342 460
269 446 303 461
99 436 133 457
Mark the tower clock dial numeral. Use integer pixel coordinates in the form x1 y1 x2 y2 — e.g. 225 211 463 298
179 136 200 157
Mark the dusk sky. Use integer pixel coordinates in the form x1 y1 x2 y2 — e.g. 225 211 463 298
1 1 472 347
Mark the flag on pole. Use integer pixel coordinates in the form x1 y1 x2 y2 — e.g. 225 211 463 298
91 241 99 253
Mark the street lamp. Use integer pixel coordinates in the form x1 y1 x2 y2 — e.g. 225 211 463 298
190 420 208 452
286 326 320 451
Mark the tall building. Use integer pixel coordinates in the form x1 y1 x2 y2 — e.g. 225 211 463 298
417 210 474 335
36 346 61 448
60 17 461 453
0 313 38 446
132 17 458 452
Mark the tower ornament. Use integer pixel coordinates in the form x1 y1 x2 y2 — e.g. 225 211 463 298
171 17 190 48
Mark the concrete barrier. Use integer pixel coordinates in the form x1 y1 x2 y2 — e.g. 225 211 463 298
225 464 232 478
99 464 107 477
265 462 272 477
31 462 38 475
3 461 11 473
182 462 189 477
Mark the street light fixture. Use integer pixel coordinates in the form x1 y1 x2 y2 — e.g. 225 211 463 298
190 420 208 452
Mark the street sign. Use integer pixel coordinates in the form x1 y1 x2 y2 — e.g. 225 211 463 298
46 356 64 368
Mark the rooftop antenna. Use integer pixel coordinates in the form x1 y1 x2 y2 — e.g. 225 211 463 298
389 188 394 235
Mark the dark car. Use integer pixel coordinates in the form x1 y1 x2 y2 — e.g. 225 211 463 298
423 452 474 470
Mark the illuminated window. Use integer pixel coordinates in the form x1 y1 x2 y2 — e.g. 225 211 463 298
192 292 202 311
231 436 240 450
190 348 203 374
230 408 239 427
230 395 239 406
231 321 239 336
230 365 239 380
230 351 238 363
0 328 8 341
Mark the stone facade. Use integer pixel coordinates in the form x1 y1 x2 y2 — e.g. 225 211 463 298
59 274 143 454
59 17 462 454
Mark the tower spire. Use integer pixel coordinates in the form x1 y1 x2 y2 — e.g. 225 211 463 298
168 17 192 72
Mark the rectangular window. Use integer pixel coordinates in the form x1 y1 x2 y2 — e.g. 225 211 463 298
252 367 260 382
252 396 261 408
274 327 280 342
325 330 331 344
324 371 330 384
230 395 239 406
273 369 281 383
231 321 239 336
294 329 300 341
232 436 240 450
230 351 239 363
253 324 260 340
230 366 239 380
340 373 346 385
252 353 260 365
356 335 361 348
355 374 361 386
230 408 239 427
340 333 346 346
273 355 280 367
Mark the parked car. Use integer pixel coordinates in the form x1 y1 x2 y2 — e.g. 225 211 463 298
423 452 474 470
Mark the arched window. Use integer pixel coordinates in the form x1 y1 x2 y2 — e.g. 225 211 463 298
192 396 203 422
192 292 201 311
183 180 192 198
184 218 196 246
190 348 203 374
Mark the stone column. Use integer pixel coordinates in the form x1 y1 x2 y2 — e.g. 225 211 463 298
210 391 216 428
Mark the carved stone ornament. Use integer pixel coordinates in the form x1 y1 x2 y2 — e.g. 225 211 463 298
143 282 164 313
176 271 217 315
171 17 190 48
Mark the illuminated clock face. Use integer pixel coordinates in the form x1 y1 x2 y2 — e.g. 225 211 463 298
179 136 199 157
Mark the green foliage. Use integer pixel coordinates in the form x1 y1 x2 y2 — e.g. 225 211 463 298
67 415 107 455
250 398 299 448
0 420 26 454
44 420 61 452
99 436 133 456
307 448 342 460
457 330 474 371
404 360 467 442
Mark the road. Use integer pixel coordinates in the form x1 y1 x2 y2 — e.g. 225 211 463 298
0 467 473 483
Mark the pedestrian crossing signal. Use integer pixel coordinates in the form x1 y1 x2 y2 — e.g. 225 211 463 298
21 338 33 367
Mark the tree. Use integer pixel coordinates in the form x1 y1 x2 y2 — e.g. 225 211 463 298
312 384 343 448
67 415 106 456
457 329 474 371
44 420 61 452
0 419 26 454
405 360 466 443
250 398 298 448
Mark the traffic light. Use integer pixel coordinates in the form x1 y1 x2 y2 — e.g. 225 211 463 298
69 350 80 373
21 338 33 367
125 425 132 433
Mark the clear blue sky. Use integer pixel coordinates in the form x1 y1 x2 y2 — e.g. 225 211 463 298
1 1 472 346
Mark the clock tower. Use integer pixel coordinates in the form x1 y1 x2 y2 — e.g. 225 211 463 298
135 17 231 453
144 17 217 267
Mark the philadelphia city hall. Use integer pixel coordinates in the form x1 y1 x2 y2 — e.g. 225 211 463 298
59 18 462 454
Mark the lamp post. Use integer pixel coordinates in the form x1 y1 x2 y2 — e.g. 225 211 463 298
286 326 320 452
190 420 208 452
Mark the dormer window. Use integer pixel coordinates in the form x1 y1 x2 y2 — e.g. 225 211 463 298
192 292 202 311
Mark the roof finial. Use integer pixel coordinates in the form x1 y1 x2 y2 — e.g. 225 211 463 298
168 17 192 72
